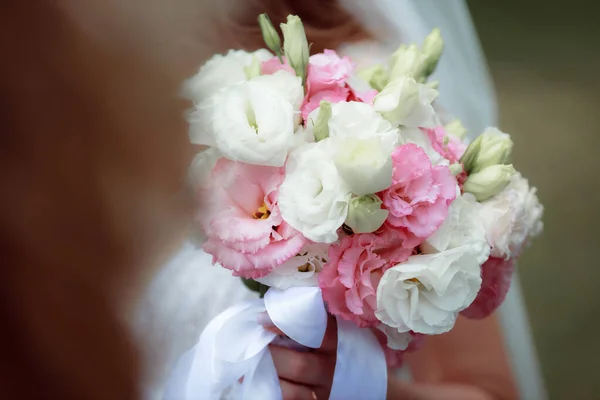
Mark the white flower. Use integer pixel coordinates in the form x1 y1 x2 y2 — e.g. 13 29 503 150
256 243 328 289
279 140 352 243
375 246 482 335
377 325 415 351
201 72 303 167
334 137 393 196
422 191 491 264
325 102 397 195
479 173 544 259
328 101 398 142
373 76 438 128
251 71 304 127
183 49 272 103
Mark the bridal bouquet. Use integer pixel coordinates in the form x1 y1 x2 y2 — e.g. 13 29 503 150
178 13 543 399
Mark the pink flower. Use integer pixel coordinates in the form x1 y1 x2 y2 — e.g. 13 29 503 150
461 257 514 319
301 86 350 120
307 50 354 93
261 56 295 75
422 126 467 164
319 226 412 328
381 144 457 239
200 158 306 278
301 50 354 120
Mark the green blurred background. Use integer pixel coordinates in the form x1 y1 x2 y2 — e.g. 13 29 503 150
468 1 600 398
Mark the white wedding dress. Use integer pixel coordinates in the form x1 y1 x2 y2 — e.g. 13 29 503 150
133 1 546 399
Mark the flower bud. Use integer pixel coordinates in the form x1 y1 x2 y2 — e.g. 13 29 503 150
426 80 439 90
357 64 389 92
258 14 282 58
335 137 393 196
445 119 468 140
244 55 262 80
420 28 444 79
460 135 483 173
280 15 310 84
313 101 332 141
373 76 438 128
389 44 422 81
345 195 389 234
449 163 464 176
472 128 513 172
463 164 516 201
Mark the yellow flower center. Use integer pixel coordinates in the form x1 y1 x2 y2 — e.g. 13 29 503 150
253 202 271 220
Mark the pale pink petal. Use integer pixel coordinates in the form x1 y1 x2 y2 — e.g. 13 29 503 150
301 86 350 121
261 56 294 75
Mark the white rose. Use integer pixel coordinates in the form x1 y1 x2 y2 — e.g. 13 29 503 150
334 137 393 195
204 74 300 167
423 191 491 264
251 71 304 127
479 173 544 259
375 246 482 335
279 140 352 243
320 102 398 195
328 101 398 142
373 76 439 128
183 49 272 103
256 243 328 289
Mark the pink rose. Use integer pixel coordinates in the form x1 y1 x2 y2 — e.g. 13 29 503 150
261 56 295 75
307 50 353 93
200 158 306 278
319 226 413 328
422 126 467 164
461 257 514 319
381 144 457 239
301 50 354 120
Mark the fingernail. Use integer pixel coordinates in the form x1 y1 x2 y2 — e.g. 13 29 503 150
257 312 274 327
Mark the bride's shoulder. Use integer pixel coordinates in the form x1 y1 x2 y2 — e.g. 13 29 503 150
140 240 256 320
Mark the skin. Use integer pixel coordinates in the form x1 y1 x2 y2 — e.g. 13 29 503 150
263 314 518 400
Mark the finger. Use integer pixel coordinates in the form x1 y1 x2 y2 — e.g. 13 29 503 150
316 314 337 355
279 379 318 400
270 345 328 386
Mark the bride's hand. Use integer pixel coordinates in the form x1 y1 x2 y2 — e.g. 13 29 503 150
261 315 338 400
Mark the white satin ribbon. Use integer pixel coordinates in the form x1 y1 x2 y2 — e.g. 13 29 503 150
163 287 387 400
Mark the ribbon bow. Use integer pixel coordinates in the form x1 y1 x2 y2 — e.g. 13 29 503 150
164 287 387 399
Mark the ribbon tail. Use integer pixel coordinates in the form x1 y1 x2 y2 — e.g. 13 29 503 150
163 300 276 400
329 318 388 400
